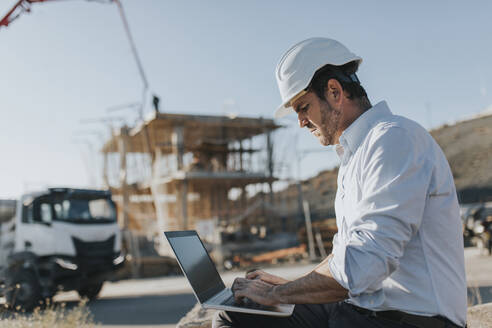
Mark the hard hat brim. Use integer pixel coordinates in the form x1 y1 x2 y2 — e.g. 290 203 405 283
274 104 293 119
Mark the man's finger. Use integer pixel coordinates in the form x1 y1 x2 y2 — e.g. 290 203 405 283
246 267 260 276
232 277 244 290
246 270 262 280
232 277 249 294
233 288 247 303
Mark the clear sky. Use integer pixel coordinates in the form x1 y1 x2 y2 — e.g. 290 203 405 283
0 0 491 198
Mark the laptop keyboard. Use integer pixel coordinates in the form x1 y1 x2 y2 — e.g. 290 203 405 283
222 294 277 311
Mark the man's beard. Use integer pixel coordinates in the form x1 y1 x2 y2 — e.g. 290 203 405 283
318 99 341 146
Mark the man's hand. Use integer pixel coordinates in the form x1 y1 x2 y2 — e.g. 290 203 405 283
231 277 280 306
246 269 290 285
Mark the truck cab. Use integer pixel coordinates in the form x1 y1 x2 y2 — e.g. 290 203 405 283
0 188 124 310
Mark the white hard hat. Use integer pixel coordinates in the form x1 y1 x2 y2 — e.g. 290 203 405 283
274 37 362 118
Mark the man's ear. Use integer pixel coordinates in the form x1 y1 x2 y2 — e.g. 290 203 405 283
325 79 344 104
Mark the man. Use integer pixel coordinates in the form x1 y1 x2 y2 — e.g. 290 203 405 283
213 37 467 328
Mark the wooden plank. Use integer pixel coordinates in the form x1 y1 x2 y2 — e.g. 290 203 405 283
250 245 307 263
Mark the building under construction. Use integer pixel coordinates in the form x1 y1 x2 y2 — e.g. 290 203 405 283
101 111 292 265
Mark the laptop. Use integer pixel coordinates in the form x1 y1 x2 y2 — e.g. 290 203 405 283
164 230 295 317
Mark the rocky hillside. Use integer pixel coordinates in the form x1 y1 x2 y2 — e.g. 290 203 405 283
431 113 492 202
274 112 492 218
272 167 338 221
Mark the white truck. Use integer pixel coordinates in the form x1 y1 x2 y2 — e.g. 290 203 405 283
0 188 125 310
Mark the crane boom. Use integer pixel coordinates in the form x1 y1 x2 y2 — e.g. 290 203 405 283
0 0 58 28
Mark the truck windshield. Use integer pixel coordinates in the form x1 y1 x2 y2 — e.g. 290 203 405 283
53 198 116 223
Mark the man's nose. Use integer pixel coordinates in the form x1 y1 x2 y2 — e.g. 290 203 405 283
298 113 308 128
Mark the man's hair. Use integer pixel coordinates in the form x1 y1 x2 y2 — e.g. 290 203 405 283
308 61 371 111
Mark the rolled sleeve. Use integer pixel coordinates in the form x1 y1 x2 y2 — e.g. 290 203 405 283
328 234 350 290
332 126 433 296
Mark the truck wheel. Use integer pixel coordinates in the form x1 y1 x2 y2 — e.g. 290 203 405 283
6 270 42 311
78 282 103 301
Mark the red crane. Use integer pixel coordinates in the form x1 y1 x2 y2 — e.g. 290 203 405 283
1 0 72 28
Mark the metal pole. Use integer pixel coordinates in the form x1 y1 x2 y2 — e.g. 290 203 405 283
302 200 316 261
315 230 327 258
113 0 148 96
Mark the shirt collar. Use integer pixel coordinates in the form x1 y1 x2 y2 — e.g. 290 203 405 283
338 101 392 158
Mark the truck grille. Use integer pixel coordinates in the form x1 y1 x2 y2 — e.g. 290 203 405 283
72 235 115 258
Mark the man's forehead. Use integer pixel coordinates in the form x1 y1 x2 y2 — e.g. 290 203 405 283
291 90 312 110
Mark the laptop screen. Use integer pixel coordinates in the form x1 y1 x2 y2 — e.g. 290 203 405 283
165 231 226 303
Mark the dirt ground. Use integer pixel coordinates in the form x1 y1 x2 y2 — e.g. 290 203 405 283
42 246 492 327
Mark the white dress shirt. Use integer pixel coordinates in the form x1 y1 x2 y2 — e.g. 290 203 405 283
327 101 467 326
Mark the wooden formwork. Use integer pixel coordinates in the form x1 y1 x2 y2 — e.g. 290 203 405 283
101 112 282 257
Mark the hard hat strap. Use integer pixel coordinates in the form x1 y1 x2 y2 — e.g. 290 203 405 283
349 73 360 84
330 68 360 84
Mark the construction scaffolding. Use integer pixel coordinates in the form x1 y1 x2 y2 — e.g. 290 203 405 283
101 111 282 266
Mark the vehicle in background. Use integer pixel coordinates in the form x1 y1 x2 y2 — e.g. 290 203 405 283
461 203 484 238
0 188 125 311
464 202 492 254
